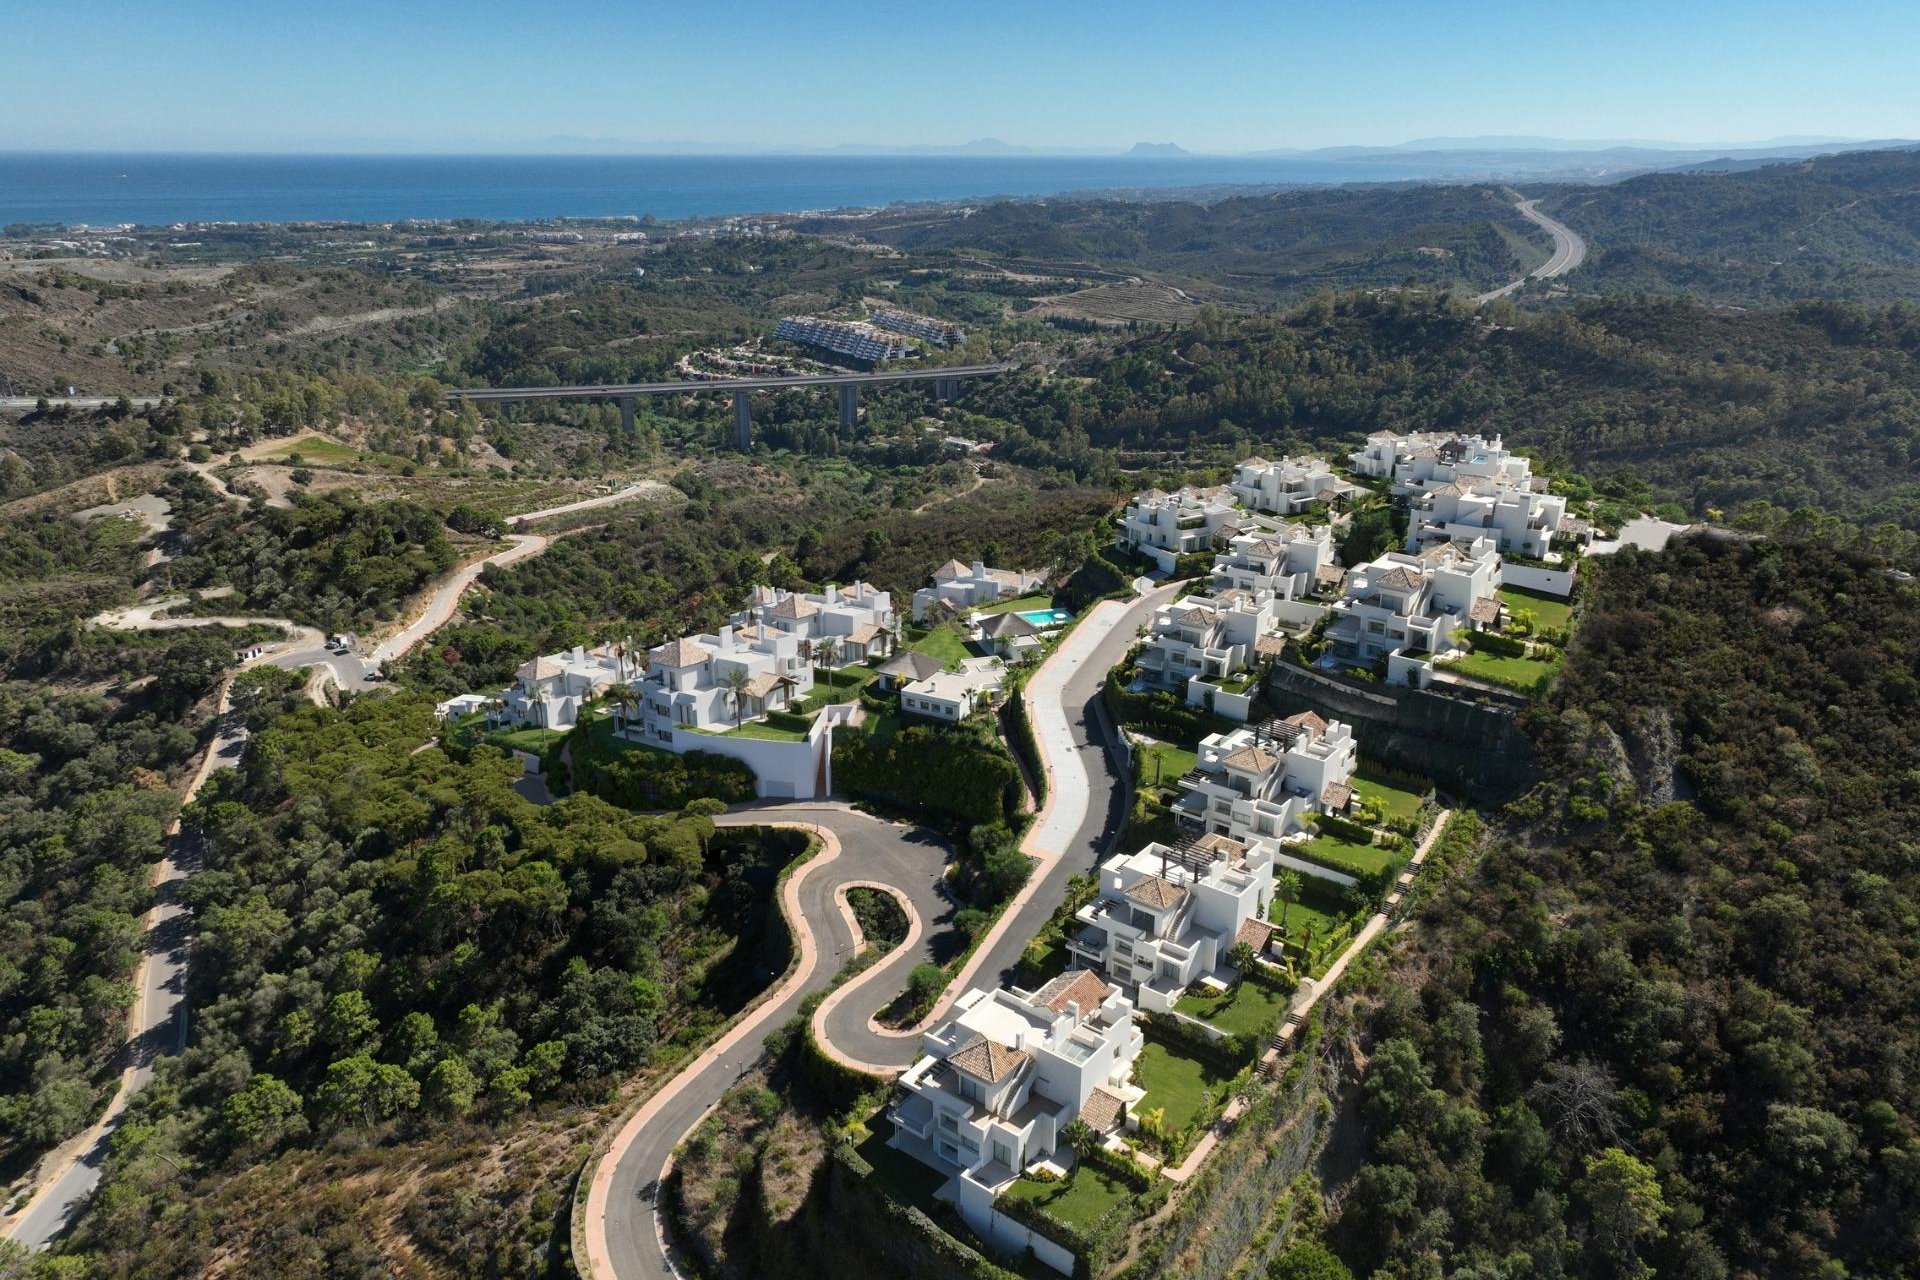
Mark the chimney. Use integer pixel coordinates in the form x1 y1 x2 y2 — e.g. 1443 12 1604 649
826 583 839 604
719 625 734 647
1013 1029 1027 1052
1066 1000 1081 1023
971 559 986 577
572 645 586 663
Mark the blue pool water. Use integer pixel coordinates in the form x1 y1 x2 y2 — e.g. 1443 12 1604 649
1019 609 1074 627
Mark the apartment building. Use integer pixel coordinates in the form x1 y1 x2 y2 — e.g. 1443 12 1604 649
1114 485 1238 574
913 558 1047 622
632 624 814 738
733 582 897 667
1408 479 1569 561
1208 519 1341 633
1171 713 1359 858
890 974 1144 1267
1322 538 1501 685
773 315 913 362
870 306 966 347
900 656 1006 722
1349 430 1533 496
1135 590 1272 720
1229 454 1348 515
1066 839 1275 1012
491 643 636 731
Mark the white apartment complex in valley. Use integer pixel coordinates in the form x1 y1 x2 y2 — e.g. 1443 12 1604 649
870 306 966 347
892 972 1144 1272
1349 430 1533 496
733 581 897 667
471 643 637 732
774 315 913 362
1066 838 1276 1011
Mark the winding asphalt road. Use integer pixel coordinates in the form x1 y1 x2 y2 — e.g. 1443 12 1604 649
585 581 1180 1280
1474 196 1588 303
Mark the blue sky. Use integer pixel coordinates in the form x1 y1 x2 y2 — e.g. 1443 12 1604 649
6 0 1916 153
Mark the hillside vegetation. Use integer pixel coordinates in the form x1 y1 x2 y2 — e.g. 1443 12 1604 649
1545 147 1920 305
1325 536 1920 1280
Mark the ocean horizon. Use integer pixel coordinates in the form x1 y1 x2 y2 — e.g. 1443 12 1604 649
0 151 1478 227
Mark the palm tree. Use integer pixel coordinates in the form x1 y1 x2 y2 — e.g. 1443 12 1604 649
1061 1118 1097 1183
723 667 750 727
1275 870 1302 933
606 681 634 733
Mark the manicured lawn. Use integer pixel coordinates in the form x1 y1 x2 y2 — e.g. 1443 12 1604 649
910 623 974 665
485 726 566 755
976 592 1053 616
796 664 876 712
861 706 904 742
1174 979 1291 1038
1131 1040 1232 1133
1136 740 1197 788
1000 1166 1133 1231
853 1116 950 1216
1447 647 1560 695
1498 585 1574 632
1269 892 1351 943
707 716 813 742
1350 768 1429 824
1297 832 1404 878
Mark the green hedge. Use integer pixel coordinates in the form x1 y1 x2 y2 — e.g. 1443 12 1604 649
1103 665 1239 743
764 708 816 733
1467 629 1529 658
1001 671 1047 809
1241 961 1298 996
579 744 757 811
832 725 1019 826
1312 812 1376 845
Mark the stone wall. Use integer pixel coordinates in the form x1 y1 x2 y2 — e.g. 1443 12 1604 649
1266 661 1537 800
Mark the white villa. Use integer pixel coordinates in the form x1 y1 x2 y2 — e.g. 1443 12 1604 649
1322 539 1502 686
1136 591 1274 721
490 643 636 731
1066 839 1275 1013
913 559 1048 622
1349 430 1533 497
1171 713 1360 880
891 972 1144 1266
901 656 1006 723
733 581 897 668
1114 485 1238 574
1228 455 1348 516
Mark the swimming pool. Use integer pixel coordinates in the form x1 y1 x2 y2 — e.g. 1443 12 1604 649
1018 608 1074 627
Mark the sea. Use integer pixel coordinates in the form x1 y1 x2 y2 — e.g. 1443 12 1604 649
0 152 1472 228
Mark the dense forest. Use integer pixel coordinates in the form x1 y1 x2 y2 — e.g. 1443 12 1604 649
1326 536 1920 1280
45 691 806 1277
1544 148 1920 305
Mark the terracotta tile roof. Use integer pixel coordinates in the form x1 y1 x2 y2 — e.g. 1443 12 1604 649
1254 634 1288 658
769 594 818 620
733 624 769 643
949 1034 1028 1083
1222 744 1279 773
1423 482 1464 499
1031 968 1112 1016
1315 563 1347 586
1190 832 1247 860
1080 1086 1127 1134
1322 781 1354 810
1172 605 1218 626
933 558 971 582
517 656 564 681
1557 515 1592 535
1469 597 1501 625
1283 709 1329 735
846 621 886 645
1372 566 1422 591
652 638 713 668
739 672 792 699
1235 917 1278 954
1124 875 1187 909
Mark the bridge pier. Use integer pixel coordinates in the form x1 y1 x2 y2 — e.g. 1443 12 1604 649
619 396 636 434
733 393 752 450
933 377 959 402
837 384 858 429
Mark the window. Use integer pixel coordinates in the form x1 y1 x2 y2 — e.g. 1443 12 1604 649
957 1075 985 1105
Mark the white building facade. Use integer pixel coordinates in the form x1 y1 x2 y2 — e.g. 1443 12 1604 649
913 559 1047 622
